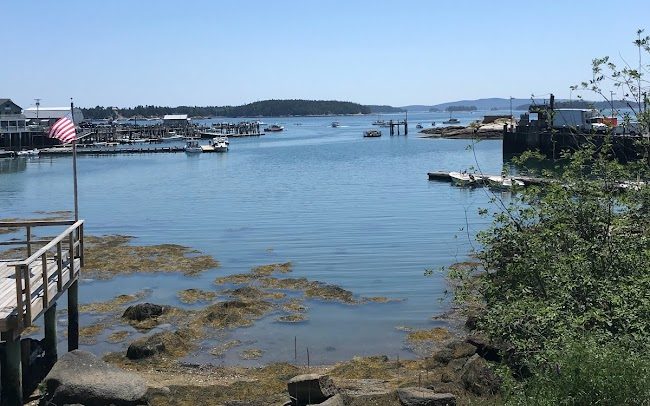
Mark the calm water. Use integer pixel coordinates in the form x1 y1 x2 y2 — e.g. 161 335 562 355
0 111 508 365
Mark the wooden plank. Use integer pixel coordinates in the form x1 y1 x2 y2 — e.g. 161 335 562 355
0 220 75 228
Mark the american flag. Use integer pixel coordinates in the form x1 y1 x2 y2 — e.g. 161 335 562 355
48 113 77 144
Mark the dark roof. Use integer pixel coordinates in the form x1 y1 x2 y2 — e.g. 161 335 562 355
0 99 10 104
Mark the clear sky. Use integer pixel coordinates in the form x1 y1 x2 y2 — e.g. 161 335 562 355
3 0 648 108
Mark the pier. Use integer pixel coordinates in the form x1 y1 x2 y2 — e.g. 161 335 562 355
0 220 84 405
388 119 408 136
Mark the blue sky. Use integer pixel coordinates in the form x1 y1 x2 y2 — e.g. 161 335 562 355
3 0 648 108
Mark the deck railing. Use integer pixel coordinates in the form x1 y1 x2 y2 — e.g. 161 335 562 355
0 220 84 329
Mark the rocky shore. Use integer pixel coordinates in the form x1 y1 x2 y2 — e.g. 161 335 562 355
419 120 510 140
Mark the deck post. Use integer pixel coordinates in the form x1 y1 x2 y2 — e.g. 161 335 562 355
44 303 58 365
2 331 23 406
67 280 79 351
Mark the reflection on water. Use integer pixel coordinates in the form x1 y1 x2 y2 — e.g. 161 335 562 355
1 112 507 365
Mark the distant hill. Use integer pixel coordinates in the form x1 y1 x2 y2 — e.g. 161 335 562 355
402 98 548 112
365 105 405 113
82 99 371 119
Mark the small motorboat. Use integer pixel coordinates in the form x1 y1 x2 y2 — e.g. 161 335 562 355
331 121 340 128
363 130 382 137
432 121 436 126
487 175 524 189
16 148 39 157
264 124 284 132
449 171 478 186
211 136 229 152
443 118 460 125
161 131 184 142
416 123 423 129
184 140 202 154
372 119 386 126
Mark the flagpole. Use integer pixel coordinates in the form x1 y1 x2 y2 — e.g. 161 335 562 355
70 98 79 221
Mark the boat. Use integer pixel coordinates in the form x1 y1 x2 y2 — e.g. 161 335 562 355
432 121 436 126
161 131 184 142
449 171 478 186
264 124 284 132
416 123 423 129
363 130 382 137
16 148 39 157
211 136 229 152
487 175 524 189
184 140 202 154
331 121 340 128
443 117 460 125
372 119 386 126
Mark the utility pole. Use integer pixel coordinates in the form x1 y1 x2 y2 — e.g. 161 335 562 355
509 96 513 119
610 91 615 117
35 98 41 120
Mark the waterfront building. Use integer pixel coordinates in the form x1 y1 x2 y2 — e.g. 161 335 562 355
23 106 85 127
0 99 29 150
163 114 190 126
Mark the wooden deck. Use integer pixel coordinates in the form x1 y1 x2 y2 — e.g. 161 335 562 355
0 219 84 404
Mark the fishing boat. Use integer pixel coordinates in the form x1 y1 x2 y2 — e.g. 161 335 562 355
331 121 340 128
264 124 284 132
487 175 524 189
184 140 202 154
363 130 382 137
449 171 478 186
16 148 39 157
372 119 386 126
443 117 460 125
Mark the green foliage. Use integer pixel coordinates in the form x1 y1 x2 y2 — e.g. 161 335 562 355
81 100 372 119
505 337 650 405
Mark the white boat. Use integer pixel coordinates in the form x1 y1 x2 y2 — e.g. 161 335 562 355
449 171 478 186
363 130 382 137
443 118 460 125
16 148 39 157
416 123 423 129
487 175 524 189
211 136 229 152
161 131 184 142
184 140 202 154
372 119 386 126
264 124 284 132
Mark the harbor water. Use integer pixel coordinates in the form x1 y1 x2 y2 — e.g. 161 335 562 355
0 111 507 365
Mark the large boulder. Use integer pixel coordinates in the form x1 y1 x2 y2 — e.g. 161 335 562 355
126 334 166 359
42 350 148 405
396 387 456 406
122 303 166 321
288 374 338 406
308 394 346 405
460 354 502 395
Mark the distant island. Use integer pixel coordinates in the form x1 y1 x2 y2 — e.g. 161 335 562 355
366 105 405 113
445 105 477 112
82 100 373 119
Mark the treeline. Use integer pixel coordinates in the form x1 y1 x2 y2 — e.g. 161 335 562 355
81 100 372 119
366 105 405 113
445 105 477 112
516 100 640 111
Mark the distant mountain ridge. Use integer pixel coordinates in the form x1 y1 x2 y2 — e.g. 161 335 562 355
400 98 548 112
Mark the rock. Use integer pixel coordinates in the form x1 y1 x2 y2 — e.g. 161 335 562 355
446 341 476 359
126 333 166 359
308 394 346 405
460 354 502 395
288 374 338 406
432 349 453 364
465 335 501 362
122 302 166 321
42 350 148 406
396 387 456 406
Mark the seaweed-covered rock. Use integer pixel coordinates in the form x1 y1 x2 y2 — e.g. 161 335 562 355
122 303 166 321
288 374 338 406
460 354 502 395
446 341 476 359
42 350 148 405
126 330 190 360
396 387 456 406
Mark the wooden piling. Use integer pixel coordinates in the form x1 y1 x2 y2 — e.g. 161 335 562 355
2 331 23 406
68 280 79 351
44 303 58 365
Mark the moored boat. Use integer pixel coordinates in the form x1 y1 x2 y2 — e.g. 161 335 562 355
264 124 284 132
331 121 340 128
443 118 460 125
211 136 229 152
363 130 382 137
16 148 39 157
184 140 202 154
449 171 478 186
487 175 524 189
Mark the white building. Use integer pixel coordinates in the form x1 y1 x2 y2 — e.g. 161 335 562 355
163 114 190 126
23 106 85 125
